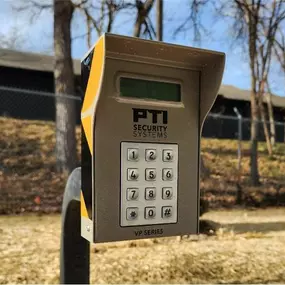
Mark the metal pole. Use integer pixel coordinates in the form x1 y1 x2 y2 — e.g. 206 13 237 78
156 0 163 41
233 107 242 173
60 167 90 284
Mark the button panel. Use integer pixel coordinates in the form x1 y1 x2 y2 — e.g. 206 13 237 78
121 142 178 226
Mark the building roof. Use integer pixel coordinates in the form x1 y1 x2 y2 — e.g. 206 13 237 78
0 48 81 75
219 84 285 108
0 47 284 108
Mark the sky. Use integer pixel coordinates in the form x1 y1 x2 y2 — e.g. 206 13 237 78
0 0 284 96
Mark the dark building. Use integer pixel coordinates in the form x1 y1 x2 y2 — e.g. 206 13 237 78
0 48 285 141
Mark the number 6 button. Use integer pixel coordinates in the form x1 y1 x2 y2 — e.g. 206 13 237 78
162 168 173 181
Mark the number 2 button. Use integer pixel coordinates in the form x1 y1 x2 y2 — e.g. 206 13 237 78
127 169 139 181
145 149 156 161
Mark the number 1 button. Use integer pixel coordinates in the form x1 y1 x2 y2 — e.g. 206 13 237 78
128 148 139 161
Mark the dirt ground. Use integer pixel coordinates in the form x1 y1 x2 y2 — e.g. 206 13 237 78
0 208 285 284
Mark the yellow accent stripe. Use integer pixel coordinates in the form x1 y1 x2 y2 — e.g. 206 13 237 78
81 36 105 155
80 191 89 218
82 37 105 113
81 116 93 155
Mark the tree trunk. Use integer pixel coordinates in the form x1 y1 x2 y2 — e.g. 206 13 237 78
248 8 260 186
259 79 273 156
54 0 77 174
266 92 275 146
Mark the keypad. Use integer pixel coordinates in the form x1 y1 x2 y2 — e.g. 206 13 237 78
121 142 178 226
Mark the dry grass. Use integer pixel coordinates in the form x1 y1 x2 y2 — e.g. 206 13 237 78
1 209 285 284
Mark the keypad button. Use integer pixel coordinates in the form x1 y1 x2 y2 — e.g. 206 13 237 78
127 148 139 161
126 207 139 220
145 149 157 161
126 188 139 201
127 168 139 181
162 168 173 181
145 207 156 219
162 187 173 200
145 187 156 200
145 168 156 181
163 149 174 162
162 206 173 218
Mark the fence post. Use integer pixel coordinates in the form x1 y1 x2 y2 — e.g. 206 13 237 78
233 107 243 173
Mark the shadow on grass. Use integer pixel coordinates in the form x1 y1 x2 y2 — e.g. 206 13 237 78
225 221 285 233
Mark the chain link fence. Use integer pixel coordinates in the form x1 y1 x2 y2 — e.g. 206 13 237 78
1 85 285 214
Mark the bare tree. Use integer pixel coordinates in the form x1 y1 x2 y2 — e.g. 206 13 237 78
14 0 127 173
133 0 156 38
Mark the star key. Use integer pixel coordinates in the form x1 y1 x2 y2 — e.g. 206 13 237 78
126 207 138 220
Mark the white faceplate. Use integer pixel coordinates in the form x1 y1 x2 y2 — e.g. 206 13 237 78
121 142 178 227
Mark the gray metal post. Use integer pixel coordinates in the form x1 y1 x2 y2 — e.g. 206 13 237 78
60 167 90 284
233 107 242 173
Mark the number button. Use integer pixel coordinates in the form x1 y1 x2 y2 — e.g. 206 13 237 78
127 168 139 181
145 187 156 200
145 207 156 219
145 168 156 181
162 206 173 218
145 149 157 161
128 148 139 161
126 188 139 201
162 168 173 181
126 207 138 220
163 149 174 162
162 187 173 200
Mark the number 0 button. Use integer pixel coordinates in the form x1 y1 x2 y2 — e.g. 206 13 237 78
145 149 157 161
162 168 173 181
127 169 139 181
145 207 156 219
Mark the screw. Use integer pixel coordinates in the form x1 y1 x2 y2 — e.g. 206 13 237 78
87 225 90 232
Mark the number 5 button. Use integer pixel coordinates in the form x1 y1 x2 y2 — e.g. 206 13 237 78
162 168 173 181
